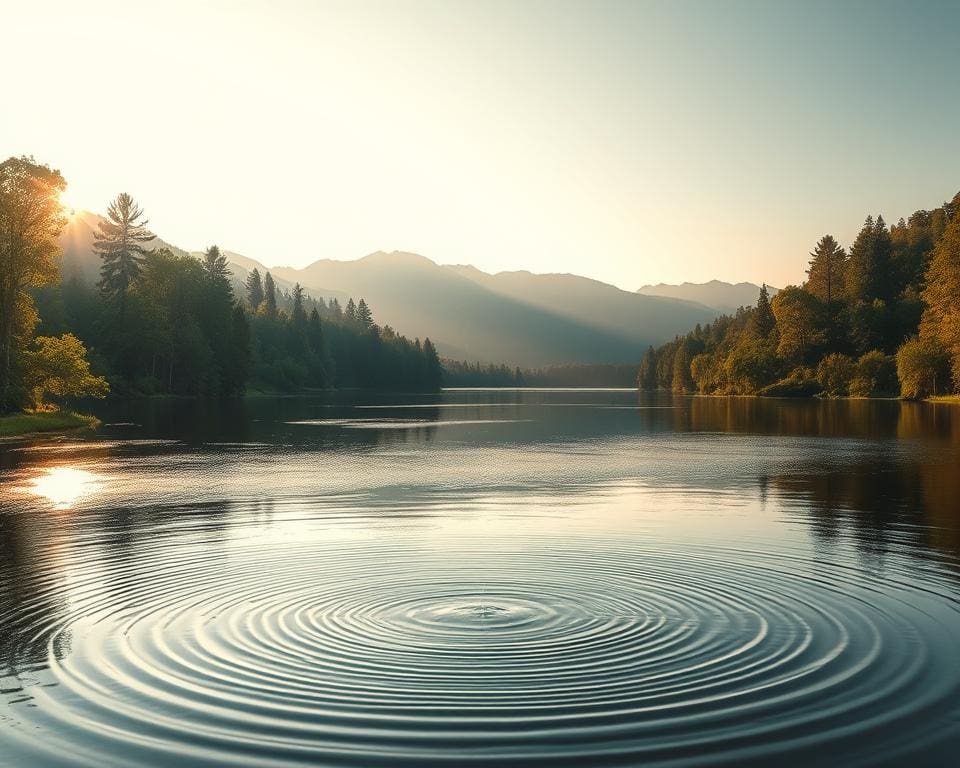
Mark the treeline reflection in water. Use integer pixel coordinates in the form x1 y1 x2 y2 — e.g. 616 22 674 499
1 390 959 766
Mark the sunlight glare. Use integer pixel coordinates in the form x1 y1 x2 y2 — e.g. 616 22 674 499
29 467 103 509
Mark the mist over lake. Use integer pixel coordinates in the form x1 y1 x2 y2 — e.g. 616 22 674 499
2 390 959 767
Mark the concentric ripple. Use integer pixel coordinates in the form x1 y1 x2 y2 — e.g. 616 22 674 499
3 504 960 768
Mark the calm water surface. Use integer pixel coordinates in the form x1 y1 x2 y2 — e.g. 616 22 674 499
1 390 959 767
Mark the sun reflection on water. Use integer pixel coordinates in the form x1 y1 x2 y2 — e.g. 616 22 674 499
28 467 103 509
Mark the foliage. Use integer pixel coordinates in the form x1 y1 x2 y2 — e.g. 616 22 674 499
896 337 949 400
758 368 822 398
22 333 109 409
849 351 898 397
816 353 855 397
94 193 153 301
640 191 960 400
918 198 960 389
0 156 67 410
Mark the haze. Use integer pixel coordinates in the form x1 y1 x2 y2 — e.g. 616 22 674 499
4 0 959 289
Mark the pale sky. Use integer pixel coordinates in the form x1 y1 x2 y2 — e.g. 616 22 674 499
4 0 959 290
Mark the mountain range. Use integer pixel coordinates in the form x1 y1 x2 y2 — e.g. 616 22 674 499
59 212 745 367
637 280 778 315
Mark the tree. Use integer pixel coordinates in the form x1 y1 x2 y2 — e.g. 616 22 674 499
246 268 264 310
422 338 442 390
357 298 373 330
0 157 66 410
752 284 776 339
772 287 824 365
291 283 307 329
919 204 960 388
805 235 846 305
671 338 694 393
226 306 250 395
202 245 232 297
690 352 717 394
22 333 108 410
896 337 949 399
263 272 277 316
849 350 897 397
94 193 153 301
816 353 855 397
723 339 778 394
637 346 657 390
846 215 893 304
345 298 357 324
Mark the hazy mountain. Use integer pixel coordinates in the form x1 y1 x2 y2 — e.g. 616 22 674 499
57 213 718 366
637 280 778 315
263 254 716 365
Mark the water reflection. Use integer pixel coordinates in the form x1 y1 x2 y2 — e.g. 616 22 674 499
28 467 104 509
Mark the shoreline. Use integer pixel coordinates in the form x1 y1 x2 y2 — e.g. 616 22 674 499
0 412 100 439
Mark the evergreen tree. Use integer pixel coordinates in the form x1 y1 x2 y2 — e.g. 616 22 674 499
752 284 776 338
846 215 893 303
329 298 342 319
805 235 846 304
357 298 373 330
263 272 277 316
422 337 442 390
94 193 153 301
345 298 357 323
292 283 307 329
202 245 232 297
637 345 657 390
245 268 264 310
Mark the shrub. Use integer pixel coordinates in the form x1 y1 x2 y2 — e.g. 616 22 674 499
896 337 950 399
849 350 898 397
816 353 855 397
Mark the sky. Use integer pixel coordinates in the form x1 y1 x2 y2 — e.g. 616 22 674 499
3 0 959 290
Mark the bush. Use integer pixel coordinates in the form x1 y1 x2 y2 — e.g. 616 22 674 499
896 337 950 399
759 367 822 397
849 350 898 397
816 353 855 397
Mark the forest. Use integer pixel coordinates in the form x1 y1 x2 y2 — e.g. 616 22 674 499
0 156 442 415
639 192 960 399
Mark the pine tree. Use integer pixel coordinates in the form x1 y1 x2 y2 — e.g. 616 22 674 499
422 337 442 390
329 298 342 319
94 193 153 301
846 216 893 303
638 346 657 390
357 298 373 330
805 235 846 305
752 284 776 338
245 268 264 310
263 272 277 316
345 298 357 323
292 283 307 329
203 245 233 298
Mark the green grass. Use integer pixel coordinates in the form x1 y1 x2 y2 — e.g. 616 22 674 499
0 411 99 438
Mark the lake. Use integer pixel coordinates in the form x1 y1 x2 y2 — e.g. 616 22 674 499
1 390 959 767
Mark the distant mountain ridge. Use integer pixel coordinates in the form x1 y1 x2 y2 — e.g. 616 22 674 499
58 212 720 366
637 280 778 315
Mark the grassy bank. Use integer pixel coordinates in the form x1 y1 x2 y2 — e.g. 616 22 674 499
0 411 99 438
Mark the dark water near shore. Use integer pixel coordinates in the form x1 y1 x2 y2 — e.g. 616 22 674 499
1 390 959 767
